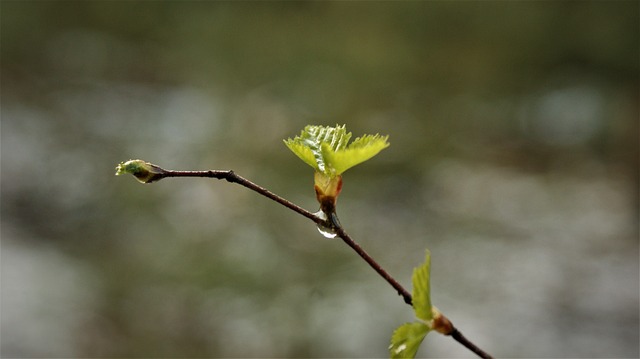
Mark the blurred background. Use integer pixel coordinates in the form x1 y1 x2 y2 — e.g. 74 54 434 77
1 2 638 358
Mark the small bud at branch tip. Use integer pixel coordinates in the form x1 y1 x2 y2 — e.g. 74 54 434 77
115 159 166 183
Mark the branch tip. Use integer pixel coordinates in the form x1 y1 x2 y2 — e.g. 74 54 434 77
115 159 166 183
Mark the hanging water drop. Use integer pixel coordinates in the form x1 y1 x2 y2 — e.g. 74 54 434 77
314 210 337 239
317 223 337 239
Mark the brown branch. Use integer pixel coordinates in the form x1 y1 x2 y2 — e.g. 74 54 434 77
333 226 413 306
120 162 492 358
164 169 321 224
450 328 493 359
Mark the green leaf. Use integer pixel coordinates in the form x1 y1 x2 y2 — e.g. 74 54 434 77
323 133 390 174
389 321 430 359
282 139 319 170
389 251 435 358
284 124 389 176
412 250 433 322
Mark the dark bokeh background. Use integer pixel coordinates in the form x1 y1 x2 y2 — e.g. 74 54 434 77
2 2 638 358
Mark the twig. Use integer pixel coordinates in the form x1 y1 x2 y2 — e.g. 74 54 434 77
120 162 492 358
165 169 321 224
450 328 493 359
333 226 413 305
164 169 415 304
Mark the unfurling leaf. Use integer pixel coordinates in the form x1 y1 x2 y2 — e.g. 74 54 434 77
284 124 389 177
388 250 436 359
412 250 433 322
389 321 429 359
323 133 391 175
284 124 389 215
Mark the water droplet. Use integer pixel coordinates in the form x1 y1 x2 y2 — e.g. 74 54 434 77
317 223 337 239
314 210 337 239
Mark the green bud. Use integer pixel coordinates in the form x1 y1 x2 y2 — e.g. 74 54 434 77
284 124 389 214
115 159 166 183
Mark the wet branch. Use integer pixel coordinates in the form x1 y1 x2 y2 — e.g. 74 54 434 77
121 163 492 359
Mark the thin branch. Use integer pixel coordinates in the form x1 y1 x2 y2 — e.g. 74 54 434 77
334 226 413 306
121 162 492 359
164 169 321 224
450 328 493 359
163 169 415 304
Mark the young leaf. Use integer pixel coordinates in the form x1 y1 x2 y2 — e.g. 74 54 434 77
284 124 389 177
282 138 320 171
389 321 430 359
412 250 433 322
323 134 390 175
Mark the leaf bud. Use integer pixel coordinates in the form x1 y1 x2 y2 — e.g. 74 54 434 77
115 159 166 183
